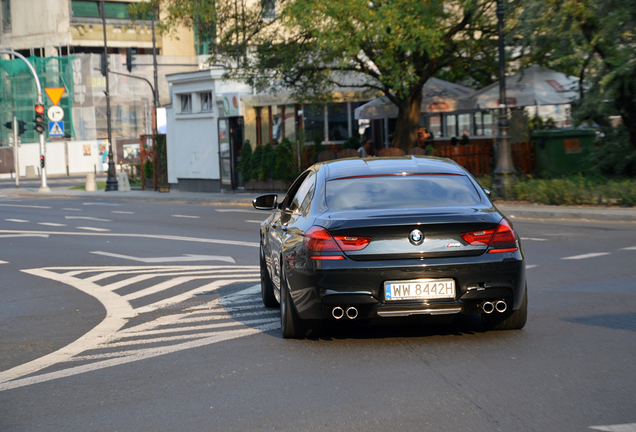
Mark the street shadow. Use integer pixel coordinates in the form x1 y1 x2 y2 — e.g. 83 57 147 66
563 312 636 332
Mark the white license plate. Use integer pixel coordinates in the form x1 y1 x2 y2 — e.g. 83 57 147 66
384 279 455 301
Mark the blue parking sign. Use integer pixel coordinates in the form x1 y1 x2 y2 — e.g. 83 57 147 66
49 121 64 137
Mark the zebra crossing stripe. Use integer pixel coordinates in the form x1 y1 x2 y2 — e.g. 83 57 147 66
0 265 273 392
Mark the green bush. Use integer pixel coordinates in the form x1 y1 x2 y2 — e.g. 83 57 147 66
275 138 296 180
342 136 360 150
250 144 264 180
263 143 275 179
143 160 153 179
587 126 636 177
237 140 252 181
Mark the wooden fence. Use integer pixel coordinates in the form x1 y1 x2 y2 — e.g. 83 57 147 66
312 141 535 175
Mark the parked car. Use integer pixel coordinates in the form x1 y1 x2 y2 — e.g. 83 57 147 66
253 156 527 338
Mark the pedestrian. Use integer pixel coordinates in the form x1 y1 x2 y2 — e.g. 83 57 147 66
357 139 373 157
416 127 433 154
101 149 108 174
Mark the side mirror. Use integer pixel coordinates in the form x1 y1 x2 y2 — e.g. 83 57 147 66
252 194 278 210
482 187 492 197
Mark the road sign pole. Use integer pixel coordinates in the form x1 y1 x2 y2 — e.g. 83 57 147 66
0 49 49 192
13 116 18 188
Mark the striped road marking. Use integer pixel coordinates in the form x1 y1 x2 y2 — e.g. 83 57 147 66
0 266 269 392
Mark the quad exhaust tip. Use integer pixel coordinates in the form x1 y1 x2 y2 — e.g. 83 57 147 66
482 301 494 314
495 300 507 313
346 307 358 320
332 306 344 320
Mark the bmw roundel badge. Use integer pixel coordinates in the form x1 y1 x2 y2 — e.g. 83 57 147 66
409 229 424 246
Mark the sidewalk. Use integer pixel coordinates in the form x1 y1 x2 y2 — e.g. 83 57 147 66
2 184 636 222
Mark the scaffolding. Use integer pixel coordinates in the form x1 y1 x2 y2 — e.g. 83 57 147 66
0 56 75 146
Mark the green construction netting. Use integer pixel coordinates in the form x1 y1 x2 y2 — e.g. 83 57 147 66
0 56 75 146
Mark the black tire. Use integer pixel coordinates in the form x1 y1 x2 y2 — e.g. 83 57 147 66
260 246 278 308
280 266 304 339
482 284 528 331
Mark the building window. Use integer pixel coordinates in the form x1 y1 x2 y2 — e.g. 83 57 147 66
71 1 133 19
180 94 192 113
327 103 349 142
1 0 10 31
262 0 276 20
201 92 213 111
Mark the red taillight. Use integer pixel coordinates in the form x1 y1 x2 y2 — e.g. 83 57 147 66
460 228 495 246
304 227 371 258
304 226 340 252
334 235 371 251
461 219 518 252
490 219 517 245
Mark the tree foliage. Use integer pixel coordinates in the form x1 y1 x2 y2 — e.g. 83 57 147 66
148 0 500 150
511 0 636 148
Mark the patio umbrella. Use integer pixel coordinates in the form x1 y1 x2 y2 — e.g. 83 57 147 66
354 78 475 120
457 65 579 110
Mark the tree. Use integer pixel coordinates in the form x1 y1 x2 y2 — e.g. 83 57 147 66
146 0 500 150
511 0 636 148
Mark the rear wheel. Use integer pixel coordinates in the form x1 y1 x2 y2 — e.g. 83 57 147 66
280 266 304 339
260 245 278 308
482 284 528 331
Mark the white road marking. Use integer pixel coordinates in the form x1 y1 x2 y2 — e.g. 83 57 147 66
526 265 538 269
0 233 49 238
171 214 200 219
589 423 636 432
0 260 7 264
246 220 263 223
65 216 112 222
0 203 51 209
4 219 29 222
0 229 259 248
134 277 259 314
112 211 134 214
77 227 111 232
63 208 82 211
621 246 636 250
561 252 611 260
215 209 265 214
90 251 236 264
83 203 121 206
521 237 547 241
0 267 268 392
38 222 67 227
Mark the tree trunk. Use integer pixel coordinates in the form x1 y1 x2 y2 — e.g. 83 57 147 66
391 92 424 151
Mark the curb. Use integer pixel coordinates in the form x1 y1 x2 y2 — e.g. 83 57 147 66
3 188 636 221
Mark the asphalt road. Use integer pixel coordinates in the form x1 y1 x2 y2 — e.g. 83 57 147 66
0 191 634 431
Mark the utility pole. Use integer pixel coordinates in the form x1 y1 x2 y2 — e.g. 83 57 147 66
101 0 118 191
12 116 19 188
492 0 515 199
0 49 49 192
151 4 159 134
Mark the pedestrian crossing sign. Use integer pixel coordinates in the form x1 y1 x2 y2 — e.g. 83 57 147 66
49 121 64 137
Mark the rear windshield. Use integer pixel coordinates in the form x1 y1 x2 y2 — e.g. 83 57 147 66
325 175 482 210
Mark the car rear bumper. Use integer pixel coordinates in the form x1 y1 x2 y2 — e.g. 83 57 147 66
286 250 526 321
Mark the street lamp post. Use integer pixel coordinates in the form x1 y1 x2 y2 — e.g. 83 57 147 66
101 0 118 191
492 0 515 199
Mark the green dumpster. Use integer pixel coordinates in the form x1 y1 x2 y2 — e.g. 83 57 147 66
532 129 595 175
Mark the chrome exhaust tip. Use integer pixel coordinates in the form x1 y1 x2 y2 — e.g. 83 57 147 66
495 300 507 313
332 306 344 320
482 301 494 314
346 307 358 320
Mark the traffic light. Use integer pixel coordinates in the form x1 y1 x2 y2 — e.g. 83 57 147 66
18 120 27 136
33 104 46 134
3 121 11 130
40 155 45 168
125 48 135 73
